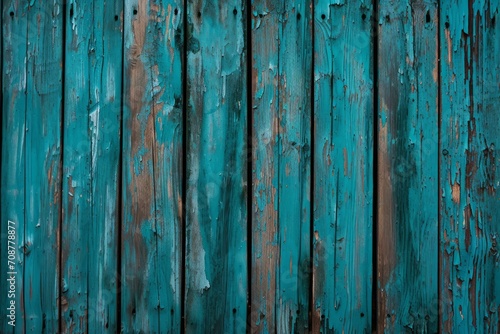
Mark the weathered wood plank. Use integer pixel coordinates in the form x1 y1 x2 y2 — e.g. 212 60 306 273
121 0 183 331
376 0 439 332
61 0 93 331
184 0 248 332
250 1 280 331
276 1 312 332
86 1 123 332
61 0 123 331
251 0 312 332
1 1 28 332
312 0 374 332
24 1 64 332
440 1 500 332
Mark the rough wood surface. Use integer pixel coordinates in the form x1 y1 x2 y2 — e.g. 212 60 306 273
61 0 93 331
121 0 183 332
184 0 248 332
251 0 312 332
61 0 123 331
1 1 28 332
376 0 440 332
1 0 499 332
312 0 374 332
440 1 500 332
24 1 64 332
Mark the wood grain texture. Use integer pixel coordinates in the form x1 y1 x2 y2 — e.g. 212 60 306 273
312 0 374 332
1 1 28 332
251 0 312 332
61 0 93 330
376 0 439 332
87 1 123 332
121 0 183 331
24 1 64 332
440 1 500 333
61 0 123 330
184 0 248 332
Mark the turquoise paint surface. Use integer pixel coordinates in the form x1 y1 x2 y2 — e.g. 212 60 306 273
121 0 183 332
251 1 312 332
440 1 500 333
1 1 27 332
61 0 94 331
313 0 374 332
185 0 248 332
0 0 499 332
24 1 64 332
60 0 123 331
377 0 439 332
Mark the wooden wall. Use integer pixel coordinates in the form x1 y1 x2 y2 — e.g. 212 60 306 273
1 0 499 333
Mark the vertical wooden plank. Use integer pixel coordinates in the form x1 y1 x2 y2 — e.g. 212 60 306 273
440 1 500 332
1 1 27 332
86 0 123 332
312 0 374 332
184 0 248 332
61 0 93 331
376 0 439 332
24 0 63 332
276 1 312 332
151 0 183 331
121 0 183 331
251 0 312 332
250 0 280 331
61 0 123 331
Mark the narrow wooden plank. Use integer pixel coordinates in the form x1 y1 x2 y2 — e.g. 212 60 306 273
60 0 93 331
440 1 500 332
86 1 123 332
24 1 63 332
276 1 312 332
121 0 183 331
251 0 312 332
184 0 248 332
250 1 280 331
376 0 439 332
312 0 374 332
1 1 27 332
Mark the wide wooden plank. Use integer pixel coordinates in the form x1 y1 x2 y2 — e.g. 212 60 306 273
251 0 312 332
121 0 183 331
312 0 374 332
376 0 439 332
440 1 500 332
1 1 28 332
184 0 248 332
61 0 123 331
24 1 64 332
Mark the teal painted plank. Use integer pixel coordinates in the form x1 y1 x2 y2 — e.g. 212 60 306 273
61 0 93 331
61 0 123 331
121 0 183 331
251 0 312 332
86 0 123 332
276 1 312 332
312 0 373 332
184 0 248 332
250 0 280 331
24 1 63 332
440 1 500 332
1 1 27 332
376 0 439 332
